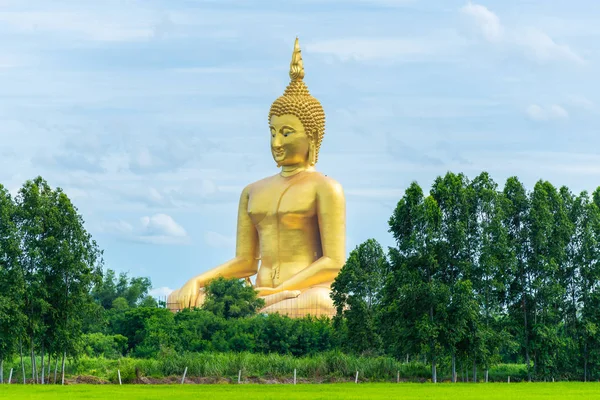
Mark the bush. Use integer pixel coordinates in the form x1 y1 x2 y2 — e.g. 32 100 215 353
81 333 128 359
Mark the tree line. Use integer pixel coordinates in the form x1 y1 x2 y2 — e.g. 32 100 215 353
331 172 600 383
2 173 600 384
0 177 103 383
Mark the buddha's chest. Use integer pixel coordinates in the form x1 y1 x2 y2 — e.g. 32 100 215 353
247 182 316 228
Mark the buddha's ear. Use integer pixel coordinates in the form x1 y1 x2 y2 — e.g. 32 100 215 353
308 140 317 166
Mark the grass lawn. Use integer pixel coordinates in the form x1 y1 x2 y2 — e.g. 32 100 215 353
1 383 600 400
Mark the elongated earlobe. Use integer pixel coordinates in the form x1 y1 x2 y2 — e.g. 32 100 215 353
308 141 316 166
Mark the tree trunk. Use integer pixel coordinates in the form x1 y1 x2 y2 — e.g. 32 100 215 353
523 297 531 382
47 354 51 379
40 342 45 384
19 338 25 384
30 338 35 384
60 351 66 385
1 359 3 384
452 353 456 383
473 358 477 383
485 369 489 383
584 342 588 382
54 357 58 384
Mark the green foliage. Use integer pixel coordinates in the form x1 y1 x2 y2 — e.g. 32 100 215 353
201 276 265 319
79 333 128 359
331 239 388 354
3 172 600 384
0 184 25 363
92 269 153 309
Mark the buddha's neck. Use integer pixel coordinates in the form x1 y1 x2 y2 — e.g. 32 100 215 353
280 163 314 178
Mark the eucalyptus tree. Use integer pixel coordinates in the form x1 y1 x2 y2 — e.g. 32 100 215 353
576 194 600 381
14 176 103 383
382 181 446 382
527 181 571 379
467 172 512 381
0 184 25 383
502 177 532 380
430 172 482 381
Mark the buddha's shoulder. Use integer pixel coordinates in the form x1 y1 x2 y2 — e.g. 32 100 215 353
311 172 345 197
244 174 279 191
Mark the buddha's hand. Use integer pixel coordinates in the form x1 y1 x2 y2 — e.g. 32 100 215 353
254 287 301 308
168 279 206 310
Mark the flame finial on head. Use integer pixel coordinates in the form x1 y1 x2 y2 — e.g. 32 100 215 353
289 37 305 81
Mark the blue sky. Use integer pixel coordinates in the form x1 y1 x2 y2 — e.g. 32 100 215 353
1 0 599 297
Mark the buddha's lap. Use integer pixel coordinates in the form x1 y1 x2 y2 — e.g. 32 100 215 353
259 286 334 312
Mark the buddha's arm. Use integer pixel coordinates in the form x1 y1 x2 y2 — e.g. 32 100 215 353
173 186 259 308
277 179 346 291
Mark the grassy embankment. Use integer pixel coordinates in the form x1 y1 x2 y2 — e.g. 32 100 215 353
2 352 529 384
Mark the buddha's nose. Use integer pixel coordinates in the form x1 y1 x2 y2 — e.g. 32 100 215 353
272 136 283 148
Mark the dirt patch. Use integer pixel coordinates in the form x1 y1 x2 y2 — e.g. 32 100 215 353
72 375 110 384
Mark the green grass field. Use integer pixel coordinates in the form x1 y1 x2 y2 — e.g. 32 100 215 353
1 383 599 400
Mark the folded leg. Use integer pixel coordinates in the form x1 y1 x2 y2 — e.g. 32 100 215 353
259 286 335 318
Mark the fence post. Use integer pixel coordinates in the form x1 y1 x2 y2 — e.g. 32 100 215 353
8 369 13 384
508 376 510 384
238 370 241 384
181 367 188 384
118 369 122 385
294 369 297 385
355 371 359 384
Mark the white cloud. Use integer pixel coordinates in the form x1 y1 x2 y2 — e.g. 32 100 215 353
461 2 503 42
102 213 190 245
203 231 235 248
461 2 584 65
140 213 187 237
517 28 586 65
149 286 174 297
526 104 569 121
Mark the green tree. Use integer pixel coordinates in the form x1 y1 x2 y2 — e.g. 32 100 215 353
15 176 103 383
527 181 570 379
202 277 265 319
593 187 600 209
331 238 388 354
430 172 480 382
577 194 600 381
502 177 532 380
382 181 445 382
0 184 25 382
92 269 153 309
467 172 512 381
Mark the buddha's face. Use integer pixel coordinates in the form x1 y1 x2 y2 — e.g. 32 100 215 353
270 114 310 167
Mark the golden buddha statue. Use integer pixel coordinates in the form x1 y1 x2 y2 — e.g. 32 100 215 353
167 38 346 318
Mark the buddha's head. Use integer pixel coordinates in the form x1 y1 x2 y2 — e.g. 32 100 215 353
269 38 325 168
